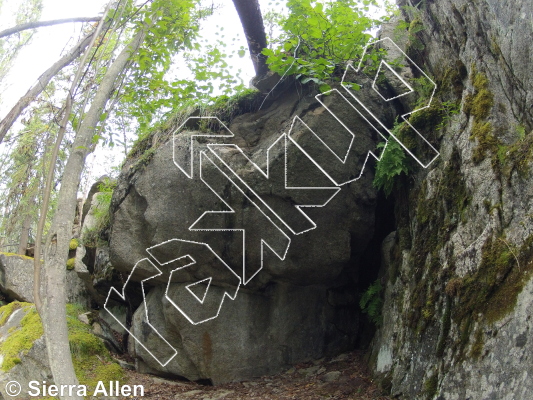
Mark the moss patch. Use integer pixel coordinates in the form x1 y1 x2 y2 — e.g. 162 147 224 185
423 372 439 399
436 297 452 357
454 237 513 323
0 252 33 260
470 327 484 359
69 238 79 250
66 257 76 270
66 304 125 392
0 302 125 394
126 88 263 173
0 302 43 371
464 65 499 167
407 148 470 332
437 61 467 100
500 127 533 179
0 301 23 326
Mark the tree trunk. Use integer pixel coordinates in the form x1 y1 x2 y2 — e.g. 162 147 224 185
40 28 146 400
231 0 269 76
17 214 32 255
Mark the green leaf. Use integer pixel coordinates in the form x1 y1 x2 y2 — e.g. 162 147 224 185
319 83 331 93
301 77 319 84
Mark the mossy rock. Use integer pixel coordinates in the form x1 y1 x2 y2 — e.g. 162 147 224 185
0 252 33 261
69 238 79 250
66 304 125 391
126 88 263 173
0 302 43 371
66 257 76 270
0 302 125 391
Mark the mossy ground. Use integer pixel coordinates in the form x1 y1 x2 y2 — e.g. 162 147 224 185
66 304 125 392
0 302 125 398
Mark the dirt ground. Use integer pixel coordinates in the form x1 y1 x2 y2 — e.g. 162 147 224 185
117 350 390 400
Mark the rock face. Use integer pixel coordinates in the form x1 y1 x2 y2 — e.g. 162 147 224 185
0 253 88 306
108 77 396 382
369 1 533 399
105 0 533 392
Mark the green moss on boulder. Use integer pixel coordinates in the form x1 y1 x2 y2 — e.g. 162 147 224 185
0 302 125 391
0 302 43 371
66 257 76 270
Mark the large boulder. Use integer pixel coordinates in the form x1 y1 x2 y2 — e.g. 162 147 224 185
129 282 357 384
0 253 88 306
109 78 398 382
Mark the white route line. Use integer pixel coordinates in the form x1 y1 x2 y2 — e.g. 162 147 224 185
106 37 443 363
372 60 414 102
286 114 386 187
173 117 234 179
190 151 292 285
341 37 440 169
148 238 241 325
186 278 212 304
104 258 178 367
206 133 340 236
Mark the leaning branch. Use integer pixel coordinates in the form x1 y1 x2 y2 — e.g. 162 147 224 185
0 17 101 39
0 21 110 145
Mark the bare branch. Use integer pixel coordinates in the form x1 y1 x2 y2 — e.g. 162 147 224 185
0 21 111 145
33 12 112 315
0 17 102 39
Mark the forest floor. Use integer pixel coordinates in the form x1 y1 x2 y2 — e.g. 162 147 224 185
116 350 390 400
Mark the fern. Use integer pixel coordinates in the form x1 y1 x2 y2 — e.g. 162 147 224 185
360 279 383 326
373 133 409 197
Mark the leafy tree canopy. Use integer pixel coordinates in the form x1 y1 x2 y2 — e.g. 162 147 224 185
262 0 385 92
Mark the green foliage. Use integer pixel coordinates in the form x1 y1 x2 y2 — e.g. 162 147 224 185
262 0 381 92
0 302 124 385
0 98 62 250
359 279 383 326
126 87 263 169
119 0 243 133
0 0 43 87
373 129 410 197
82 178 116 248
